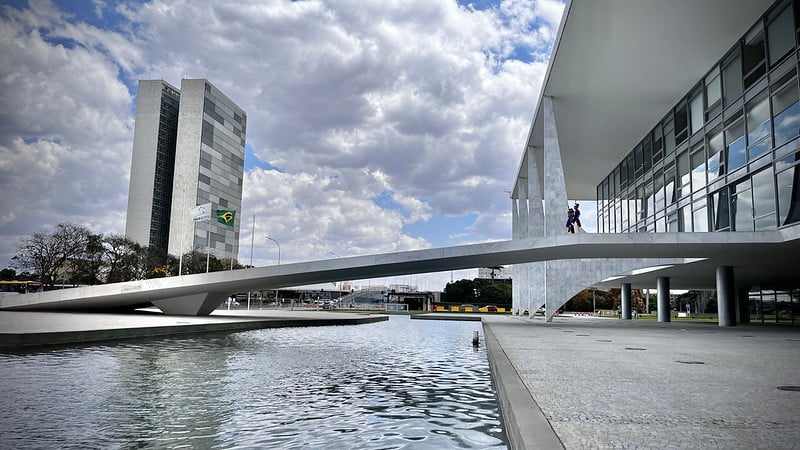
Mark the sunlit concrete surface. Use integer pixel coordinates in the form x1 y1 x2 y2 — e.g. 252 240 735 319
0 310 387 349
483 315 800 449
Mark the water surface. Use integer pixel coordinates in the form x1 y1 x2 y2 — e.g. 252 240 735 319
0 315 506 449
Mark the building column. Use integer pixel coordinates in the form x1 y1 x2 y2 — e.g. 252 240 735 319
657 277 671 322
621 283 632 320
737 287 750 324
511 197 520 315
542 96 568 238
716 266 736 327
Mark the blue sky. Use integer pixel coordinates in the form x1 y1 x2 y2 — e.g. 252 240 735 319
0 0 568 289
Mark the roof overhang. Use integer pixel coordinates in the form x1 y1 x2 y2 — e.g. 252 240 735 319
516 0 776 199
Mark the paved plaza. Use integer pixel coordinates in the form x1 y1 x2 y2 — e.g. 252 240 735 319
483 315 800 449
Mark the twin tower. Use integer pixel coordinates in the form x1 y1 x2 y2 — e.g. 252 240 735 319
125 79 247 263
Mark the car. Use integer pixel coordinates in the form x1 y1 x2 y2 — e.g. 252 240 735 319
486 305 498 312
535 306 545 314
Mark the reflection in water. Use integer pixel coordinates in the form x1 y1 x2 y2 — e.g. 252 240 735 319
0 316 506 449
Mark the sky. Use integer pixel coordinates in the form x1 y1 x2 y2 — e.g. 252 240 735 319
0 0 584 291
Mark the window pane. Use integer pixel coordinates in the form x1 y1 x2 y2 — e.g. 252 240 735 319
777 166 800 225
706 70 722 112
743 24 766 87
692 200 708 232
768 5 794 66
653 123 663 158
644 182 654 219
772 79 800 146
675 104 689 144
723 55 743 105
752 168 776 218
690 91 704 134
680 205 692 231
746 90 771 145
725 112 747 171
733 183 754 231
677 151 691 197
691 145 706 192
755 214 776 230
664 165 676 205
707 126 725 184
667 213 679 232
712 189 730 230
654 169 665 211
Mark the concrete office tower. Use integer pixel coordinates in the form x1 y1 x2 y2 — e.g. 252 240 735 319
125 80 181 251
167 79 247 263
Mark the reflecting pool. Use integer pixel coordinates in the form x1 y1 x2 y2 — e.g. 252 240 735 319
0 315 506 449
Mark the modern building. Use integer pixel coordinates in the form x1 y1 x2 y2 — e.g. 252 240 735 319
126 79 247 263
125 80 180 252
511 0 800 323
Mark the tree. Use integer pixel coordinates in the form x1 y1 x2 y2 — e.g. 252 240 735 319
180 251 224 274
0 268 16 281
444 279 475 303
103 234 142 283
11 223 92 289
69 232 105 285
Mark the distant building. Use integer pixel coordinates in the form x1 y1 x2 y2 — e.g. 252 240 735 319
478 266 511 280
125 79 247 262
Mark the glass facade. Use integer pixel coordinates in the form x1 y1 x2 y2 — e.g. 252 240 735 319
597 0 800 235
749 288 800 323
148 84 180 251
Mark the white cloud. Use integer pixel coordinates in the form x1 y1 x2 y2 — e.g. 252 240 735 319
0 0 566 290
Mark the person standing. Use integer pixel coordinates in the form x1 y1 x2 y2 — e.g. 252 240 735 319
566 209 575 233
573 203 582 228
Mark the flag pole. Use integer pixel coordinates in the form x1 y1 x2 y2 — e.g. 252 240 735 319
206 225 211 273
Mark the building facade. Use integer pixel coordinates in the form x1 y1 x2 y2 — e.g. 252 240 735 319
126 79 246 263
595 0 800 324
596 0 800 236
167 80 247 262
510 0 800 324
125 80 180 252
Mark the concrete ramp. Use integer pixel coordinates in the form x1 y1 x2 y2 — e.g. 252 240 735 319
1 228 797 315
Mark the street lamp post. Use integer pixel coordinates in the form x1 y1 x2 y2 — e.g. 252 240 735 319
266 235 281 309
265 236 281 265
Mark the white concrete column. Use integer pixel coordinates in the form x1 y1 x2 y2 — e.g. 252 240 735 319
511 197 520 315
716 266 736 327
621 283 632 320
657 277 671 322
524 145 545 318
542 96 568 237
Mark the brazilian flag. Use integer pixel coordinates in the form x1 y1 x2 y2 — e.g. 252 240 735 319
216 209 235 227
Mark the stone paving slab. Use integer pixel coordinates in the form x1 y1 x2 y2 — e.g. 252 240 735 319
482 315 800 450
0 309 388 349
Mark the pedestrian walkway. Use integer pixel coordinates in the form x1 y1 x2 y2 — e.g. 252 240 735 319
482 315 800 449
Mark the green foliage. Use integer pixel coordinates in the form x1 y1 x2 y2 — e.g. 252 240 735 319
0 268 16 281
444 278 511 306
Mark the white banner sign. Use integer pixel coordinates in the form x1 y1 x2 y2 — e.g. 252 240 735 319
190 202 212 222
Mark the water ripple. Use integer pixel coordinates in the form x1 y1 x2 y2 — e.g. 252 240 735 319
0 316 506 448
